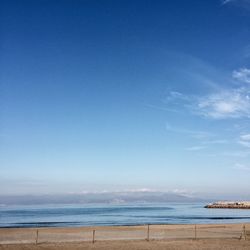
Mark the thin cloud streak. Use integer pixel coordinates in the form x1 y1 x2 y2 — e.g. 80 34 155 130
240 134 250 141
221 0 235 5
202 139 228 145
238 140 250 147
222 0 250 7
185 146 206 151
239 134 250 147
166 123 212 139
233 68 250 84
233 163 250 171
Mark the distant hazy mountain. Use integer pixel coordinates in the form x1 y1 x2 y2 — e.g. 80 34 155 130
0 191 202 205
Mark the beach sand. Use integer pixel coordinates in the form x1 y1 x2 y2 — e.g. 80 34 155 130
1 239 250 250
0 224 249 250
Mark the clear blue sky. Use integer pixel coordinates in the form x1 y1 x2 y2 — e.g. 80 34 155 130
1 0 250 198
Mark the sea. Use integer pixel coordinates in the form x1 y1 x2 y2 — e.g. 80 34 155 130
1 202 250 228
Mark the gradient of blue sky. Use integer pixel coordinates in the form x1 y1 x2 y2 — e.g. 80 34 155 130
1 0 250 198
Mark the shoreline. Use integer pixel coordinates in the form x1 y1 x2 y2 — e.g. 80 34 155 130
1 222 250 230
1 221 250 229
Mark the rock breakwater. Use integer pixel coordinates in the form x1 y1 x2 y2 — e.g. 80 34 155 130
205 201 250 209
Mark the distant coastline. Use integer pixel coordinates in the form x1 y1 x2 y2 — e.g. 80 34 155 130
205 201 250 209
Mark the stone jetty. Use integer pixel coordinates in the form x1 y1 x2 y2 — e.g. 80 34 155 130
205 201 250 209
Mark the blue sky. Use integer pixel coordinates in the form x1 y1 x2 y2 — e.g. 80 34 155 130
1 0 250 198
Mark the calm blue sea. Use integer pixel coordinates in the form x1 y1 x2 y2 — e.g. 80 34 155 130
1 203 250 228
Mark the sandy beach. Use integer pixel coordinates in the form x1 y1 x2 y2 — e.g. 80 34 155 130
0 239 250 250
0 223 249 249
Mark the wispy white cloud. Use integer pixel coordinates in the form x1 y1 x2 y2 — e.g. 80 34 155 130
172 189 195 198
233 68 250 84
221 0 235 5
70 188 196 197
165 71 250 119
185 146 206 151
165 88 250 119
165 91 191 102
202 139 228 145
164 64 250 119
233 163 250 171
238 133 250 147
78 188 156 194
240 134 250 141
238 140 250 147
222 0 250 7
196 88 250 119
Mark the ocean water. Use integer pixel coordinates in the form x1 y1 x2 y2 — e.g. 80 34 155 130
1 203 250 228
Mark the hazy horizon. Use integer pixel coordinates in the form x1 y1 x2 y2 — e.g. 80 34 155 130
1 190 249 206
1 0 250 199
